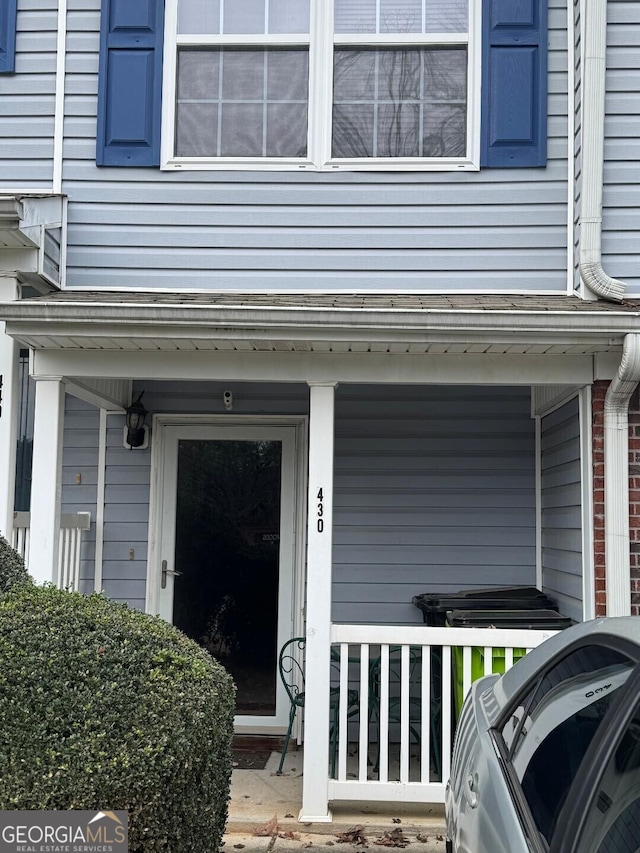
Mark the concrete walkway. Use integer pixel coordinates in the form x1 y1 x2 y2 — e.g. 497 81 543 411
224 749 447 853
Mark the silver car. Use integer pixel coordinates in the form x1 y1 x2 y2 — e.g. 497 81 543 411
445 617 640 853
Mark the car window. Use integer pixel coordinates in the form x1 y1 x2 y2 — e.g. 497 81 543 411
500 645 635 845
574 697 640 853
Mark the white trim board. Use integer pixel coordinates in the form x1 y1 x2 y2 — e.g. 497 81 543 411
32 349 597 386
161 0 480 172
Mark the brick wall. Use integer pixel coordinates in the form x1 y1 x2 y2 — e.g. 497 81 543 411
593 380 640 617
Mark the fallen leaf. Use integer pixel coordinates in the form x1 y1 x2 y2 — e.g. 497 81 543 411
233 845 245 850
416 835 430 843
336 825 369 847
285 814 295 819
392 819 401 824
374 829 410 848
279 831 301 841
254 815 279 837
326 842 335 846
436 836 444 842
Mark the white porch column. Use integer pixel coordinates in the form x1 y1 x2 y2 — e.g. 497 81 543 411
0 276 20 540
29 377 65 584
300 381 337 823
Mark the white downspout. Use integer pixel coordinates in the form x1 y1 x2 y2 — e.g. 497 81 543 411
579 0 625 302
604 335 640 615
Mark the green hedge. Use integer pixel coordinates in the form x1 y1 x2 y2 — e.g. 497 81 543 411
0 534 31 593
0 585 235 853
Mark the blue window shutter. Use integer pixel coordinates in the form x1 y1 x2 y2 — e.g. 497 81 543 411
481 0 547 167
0 0 18 74
97 0 165 167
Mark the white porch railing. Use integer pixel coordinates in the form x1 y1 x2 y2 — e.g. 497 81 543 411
12 511 91 591
326 622 558 807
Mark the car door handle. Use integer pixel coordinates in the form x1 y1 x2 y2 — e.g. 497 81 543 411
161 559 182 589
464 773 478 809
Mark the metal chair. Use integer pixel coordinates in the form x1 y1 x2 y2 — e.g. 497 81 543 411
277 637 359 777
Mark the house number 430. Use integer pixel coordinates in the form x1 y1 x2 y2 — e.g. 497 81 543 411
316 488 324 533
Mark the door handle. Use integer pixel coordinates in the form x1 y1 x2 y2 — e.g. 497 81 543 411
161 559 182 589
464 774 479 809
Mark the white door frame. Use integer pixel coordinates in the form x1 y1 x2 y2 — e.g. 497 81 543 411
147 414 307 734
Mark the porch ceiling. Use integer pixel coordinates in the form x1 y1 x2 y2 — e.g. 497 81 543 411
3 292 640 354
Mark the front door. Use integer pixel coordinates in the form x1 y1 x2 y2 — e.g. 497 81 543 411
152 421 301 733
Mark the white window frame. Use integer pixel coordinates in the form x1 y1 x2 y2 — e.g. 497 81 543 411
161 0 481 172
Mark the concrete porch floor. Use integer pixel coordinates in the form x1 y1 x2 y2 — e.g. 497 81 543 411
225 746 447 853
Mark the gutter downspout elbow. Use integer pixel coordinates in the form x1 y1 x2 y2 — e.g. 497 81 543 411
579 0 625 302
604 334 640 615
581 253 626 304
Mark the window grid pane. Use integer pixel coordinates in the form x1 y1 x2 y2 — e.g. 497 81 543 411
332 47 466 158
176 48 309 158
177 0 310 35
334 0 468 34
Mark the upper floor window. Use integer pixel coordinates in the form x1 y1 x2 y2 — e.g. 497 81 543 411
161 0 479 170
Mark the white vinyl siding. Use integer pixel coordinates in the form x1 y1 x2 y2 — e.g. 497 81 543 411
332 385 537 623
57 0 567 294
0 0 57 187
602 0 640 294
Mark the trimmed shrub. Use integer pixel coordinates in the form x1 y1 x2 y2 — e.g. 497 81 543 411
0 534 31 593
0 585 235 853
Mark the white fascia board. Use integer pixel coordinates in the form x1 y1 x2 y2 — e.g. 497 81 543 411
3 319 626 350
32 348 596 386
2 302 640 338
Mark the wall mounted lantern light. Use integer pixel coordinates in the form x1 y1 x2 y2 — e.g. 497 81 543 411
124 391 148 449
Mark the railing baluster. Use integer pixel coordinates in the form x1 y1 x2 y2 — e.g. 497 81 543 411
505 647 514 670
70 528 80 590
484 646 492 676
400 645 410 783
57 530 66 588
338 642 349 781
441 645 452 786
379 644 390 783
358 643 369 782
462 646 472 702
421 646 431 784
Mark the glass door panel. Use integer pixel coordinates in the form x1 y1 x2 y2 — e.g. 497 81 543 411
173 438 283 716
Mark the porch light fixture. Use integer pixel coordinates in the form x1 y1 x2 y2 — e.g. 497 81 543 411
124 392 148 449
